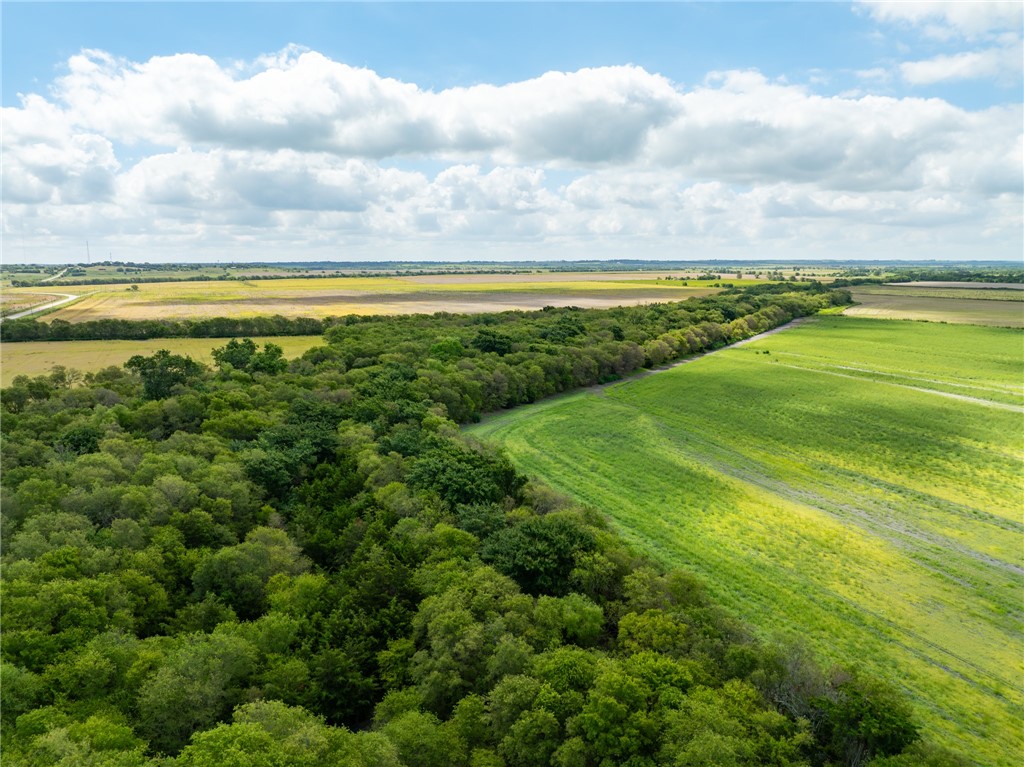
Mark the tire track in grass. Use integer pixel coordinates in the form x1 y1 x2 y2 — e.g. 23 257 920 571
770 361 1024 413
602 389 1024 624
771 353 1023 398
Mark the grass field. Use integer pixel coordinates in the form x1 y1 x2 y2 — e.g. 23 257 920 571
0 336 325 385
469 317 1024 765
847 286 1024 327
2 274 745 322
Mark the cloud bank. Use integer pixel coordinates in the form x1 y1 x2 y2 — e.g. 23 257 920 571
3 47 1021 261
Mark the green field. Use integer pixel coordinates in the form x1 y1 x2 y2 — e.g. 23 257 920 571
469 317 1024 765
0 335 325 385
847 286 1024 327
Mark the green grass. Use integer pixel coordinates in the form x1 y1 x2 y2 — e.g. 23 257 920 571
469 317 1024 765
0 336 325 385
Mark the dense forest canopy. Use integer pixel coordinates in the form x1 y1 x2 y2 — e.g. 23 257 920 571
1 286 964 766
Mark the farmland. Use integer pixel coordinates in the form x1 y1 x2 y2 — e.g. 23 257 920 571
0 336 325 386
2 274 737 322
0 291 63 318
469 317 1024 764
847 284 1024 326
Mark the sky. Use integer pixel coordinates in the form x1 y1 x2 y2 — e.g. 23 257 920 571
2 2 1022 264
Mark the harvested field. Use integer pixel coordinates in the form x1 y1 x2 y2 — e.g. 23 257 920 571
5 275 724 322
892 281 1024 290
847 287 1024 326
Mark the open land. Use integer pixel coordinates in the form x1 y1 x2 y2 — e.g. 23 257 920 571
4 274 733 322
847 285 1024 327
0 336 324 386
0 291 65 318
893 281 1024 290
468 316 1024 765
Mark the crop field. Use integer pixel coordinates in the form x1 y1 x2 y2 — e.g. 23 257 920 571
847 285 1024 326
0 335 324 385
3 274 735 322
469 317 1024 764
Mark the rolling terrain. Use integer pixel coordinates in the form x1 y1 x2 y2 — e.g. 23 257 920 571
469 316 1024 764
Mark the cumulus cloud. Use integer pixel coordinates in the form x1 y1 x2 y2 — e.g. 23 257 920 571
857 1 1023 42
858 0 1023 86
1 48 1021 261
900 39 1024 84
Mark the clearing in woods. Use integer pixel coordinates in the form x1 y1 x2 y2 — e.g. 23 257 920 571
0 336 325 386
468 316 1024 765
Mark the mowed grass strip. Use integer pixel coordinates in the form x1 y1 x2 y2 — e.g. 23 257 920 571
847 288 1024 327
0 336 325 386
468 317 1024 765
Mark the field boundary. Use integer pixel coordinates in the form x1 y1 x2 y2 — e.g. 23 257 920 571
470 317 815 427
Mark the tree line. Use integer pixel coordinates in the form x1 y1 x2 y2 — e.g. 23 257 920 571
1 286 964 766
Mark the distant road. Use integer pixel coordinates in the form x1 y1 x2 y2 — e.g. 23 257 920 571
1 293 80 322
39 268 70 284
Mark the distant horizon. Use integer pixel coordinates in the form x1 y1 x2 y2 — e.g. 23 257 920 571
3 2 1022 263
6 257 1022 268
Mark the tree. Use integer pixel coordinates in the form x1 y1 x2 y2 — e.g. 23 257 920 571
125 349 203 399
472 329 514 355
137 633 258 754
814 672 920 767
212 338 259 371
482 513 597 596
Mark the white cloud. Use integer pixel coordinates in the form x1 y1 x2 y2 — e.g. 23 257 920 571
858 1 1023 86
1 49 1020 262
900 40 1024 83
857 1 1023 42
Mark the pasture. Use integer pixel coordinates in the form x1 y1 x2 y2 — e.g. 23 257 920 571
0 335 325 386
847 285 1024 326
2 274 734 322
469 317 1024 765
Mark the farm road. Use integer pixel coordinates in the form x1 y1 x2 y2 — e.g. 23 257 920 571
39 268 70 284
1 293 81 322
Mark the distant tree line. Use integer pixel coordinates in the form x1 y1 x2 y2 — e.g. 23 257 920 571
1 315 331 342
887 268 1024 284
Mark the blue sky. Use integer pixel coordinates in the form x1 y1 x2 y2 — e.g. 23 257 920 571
4 2 1016 108
2 2 1022 262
